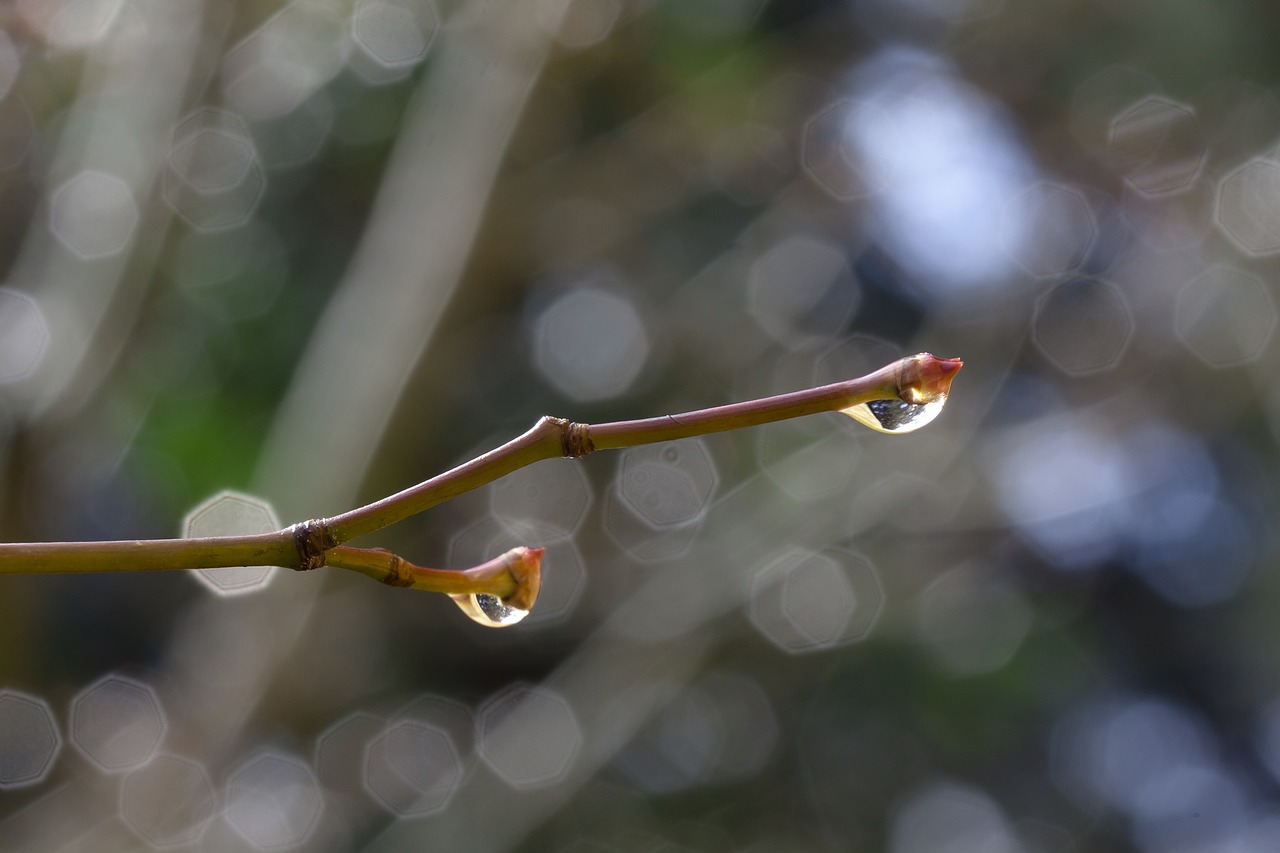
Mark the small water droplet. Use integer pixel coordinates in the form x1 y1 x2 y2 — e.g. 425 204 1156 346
841 396 947 434
450 593 530 628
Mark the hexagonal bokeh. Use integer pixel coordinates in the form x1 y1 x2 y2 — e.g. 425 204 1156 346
801 98 892 199
1032 277 1134 375
364 720 462 816
532 284 651 403
119 753 216 848
747 234 859 345
490 458 592 540
748 548 884 653
1176 265 1276 367
478 684 581 789
0 288 51 383
221 0 349 120
69 674 166 773
617 440 717 529
1000 182 1096 277
602 487 701 563
183 490 282 596
915 564 1034 677
604 439 718 563
163 108 266 232
49 170 139 260
0 95 34 170
1215 158 1280 255
249 93 335 171
1107 96 1206 196
448 517 586 627
0 689 62 789
352 0 438 74
314 711 384 804
224 751 323 850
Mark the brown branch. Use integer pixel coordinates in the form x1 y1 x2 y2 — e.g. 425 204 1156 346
0 354 961 624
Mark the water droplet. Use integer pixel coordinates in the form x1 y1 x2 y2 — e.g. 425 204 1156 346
839 353 961 434
450 593 530 628
841 396 948 434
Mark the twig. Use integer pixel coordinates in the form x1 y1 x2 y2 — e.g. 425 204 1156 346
0 354 961 620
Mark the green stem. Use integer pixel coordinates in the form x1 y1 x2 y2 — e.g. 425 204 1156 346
0 533 292 574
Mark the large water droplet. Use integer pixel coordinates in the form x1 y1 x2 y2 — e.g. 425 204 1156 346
841 396 948 434
450 593 530 628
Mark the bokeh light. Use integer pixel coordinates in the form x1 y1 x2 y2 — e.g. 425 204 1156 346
119 753 216 848
479 684 581 789
531 282 651 402
220 1 349 121
748 548 883 653
747 234 860 345
7 3 1280 850
351 0 438 81
1175 265 1276 367
0 289 50 383
914 563 1033 676
1108 96 1205 197
364 719 462 816
182 491 282 595
1215 158 1280 255
223 751 323 850
0 689 62 789
69 673 166 773
1032 276 1133 375
162 108 266 231
890 782 1023 853
49 170 139 260
1000 182 1096 277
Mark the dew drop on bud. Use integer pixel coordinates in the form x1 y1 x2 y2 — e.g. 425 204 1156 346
450 593 530 628
840 396 948 434
840 353 961 434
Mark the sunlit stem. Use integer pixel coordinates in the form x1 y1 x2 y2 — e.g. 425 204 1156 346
0 354 961 609
324 353 962 542
324 545 542 603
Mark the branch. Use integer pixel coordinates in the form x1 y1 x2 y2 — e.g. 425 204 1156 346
0 353 961 626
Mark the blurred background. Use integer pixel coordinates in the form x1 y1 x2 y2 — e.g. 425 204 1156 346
1 0 1279 850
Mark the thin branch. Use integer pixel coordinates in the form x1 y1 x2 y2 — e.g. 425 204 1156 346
0 354 961 614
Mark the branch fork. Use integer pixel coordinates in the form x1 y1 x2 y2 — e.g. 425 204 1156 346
0 354 961 626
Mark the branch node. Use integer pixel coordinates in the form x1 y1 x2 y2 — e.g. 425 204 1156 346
291 519 336 571
380 550 414 587
561 419 594 458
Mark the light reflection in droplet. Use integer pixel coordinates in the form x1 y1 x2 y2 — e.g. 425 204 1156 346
841 395 947 434
449 592 530 627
